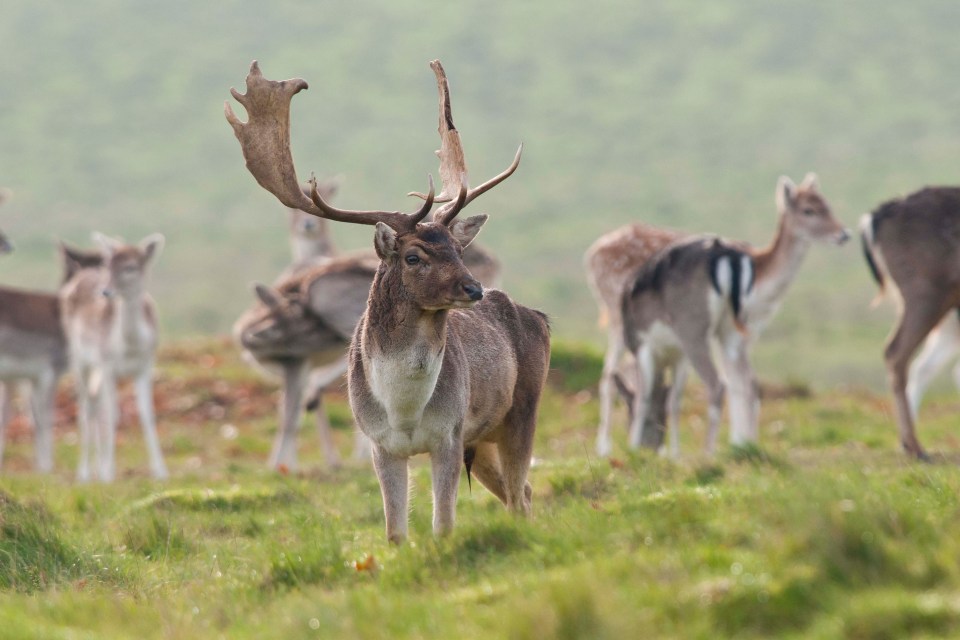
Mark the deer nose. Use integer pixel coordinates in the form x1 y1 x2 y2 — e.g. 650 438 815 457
463 282 483 301
836 228 851 245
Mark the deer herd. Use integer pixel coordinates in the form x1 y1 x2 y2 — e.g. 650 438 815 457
0 60 958 540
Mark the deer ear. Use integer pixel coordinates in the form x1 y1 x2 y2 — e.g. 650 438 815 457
799 172 819 191
92 231 122 260
449 214 488 249
373 222 398 259
254 283 284 309
776 176 798 212
139 233 165 265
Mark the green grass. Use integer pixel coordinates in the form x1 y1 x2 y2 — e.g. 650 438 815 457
2 339 960 638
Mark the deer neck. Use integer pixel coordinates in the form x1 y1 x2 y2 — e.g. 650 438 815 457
114 287 152 349
361 266 449 432
748 215 811 318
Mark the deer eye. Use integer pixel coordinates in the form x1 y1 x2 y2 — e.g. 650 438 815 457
802 207 816 216
405 254 421 265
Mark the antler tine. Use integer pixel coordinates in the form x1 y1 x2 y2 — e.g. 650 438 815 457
226 61 433 231
461 142 523 208
435 175 469 226
309 174 435 229
408 60 522 221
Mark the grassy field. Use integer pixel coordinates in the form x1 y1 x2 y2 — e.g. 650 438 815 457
2 339 960 639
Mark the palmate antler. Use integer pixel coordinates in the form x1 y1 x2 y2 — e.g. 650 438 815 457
225 61 435 232
409 60 523 226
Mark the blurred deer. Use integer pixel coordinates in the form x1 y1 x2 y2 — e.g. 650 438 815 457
60 233 167 481
227 60 549 542
0 188 13 255
860 186 960 460
587 174 849 456
0 236 71 473
234 254 378 469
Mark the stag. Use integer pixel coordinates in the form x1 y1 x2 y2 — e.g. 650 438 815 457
227 60 549 541
588 174 849 455
60 233 167 481
860 186 960 459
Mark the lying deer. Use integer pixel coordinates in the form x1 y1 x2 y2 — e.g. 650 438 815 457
227 60 549 541
587 174 849 455
860 186 960 460
60 233 168 481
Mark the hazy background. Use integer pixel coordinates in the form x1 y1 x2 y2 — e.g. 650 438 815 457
2 0 959 389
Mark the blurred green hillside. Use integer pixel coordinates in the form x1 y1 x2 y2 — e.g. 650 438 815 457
2 1 960 388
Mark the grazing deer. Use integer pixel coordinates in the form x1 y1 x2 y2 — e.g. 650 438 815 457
234 253 379 470
860 186 960 460
60 233 167 481
226 60 549 541
588 174 849 456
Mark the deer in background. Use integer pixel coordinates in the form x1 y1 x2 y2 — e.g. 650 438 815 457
587 174 849 456
0 236 70 473
234 253 379 470
60 233 167 481
227 60 549 542
860 186 960 460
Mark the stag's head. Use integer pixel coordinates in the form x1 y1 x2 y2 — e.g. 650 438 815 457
225 59 521 310
776 173 850 246
92 232 164 298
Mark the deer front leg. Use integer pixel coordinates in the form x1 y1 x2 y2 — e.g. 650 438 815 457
269 360 307 471
627 346 655 449
372 444 409 543
96 369 118 482
31 372 57 474
74 370 93 483
0 383 11 471
134 365 169 480
431 435 463 537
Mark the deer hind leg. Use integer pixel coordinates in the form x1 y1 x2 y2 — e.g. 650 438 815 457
134 366 168 480
885 297 951 460
627 346 656 449
467 442 508 505
269 361 307 471
596 325 625 457
677 336 724 455
719 334 757 446
74 368 94 483
372 444 409 544
498 379 544 516
906 312 960 420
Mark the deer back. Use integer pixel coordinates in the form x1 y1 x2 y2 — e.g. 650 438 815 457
585 223 686 328
621 236 754 352
865 187 960 293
